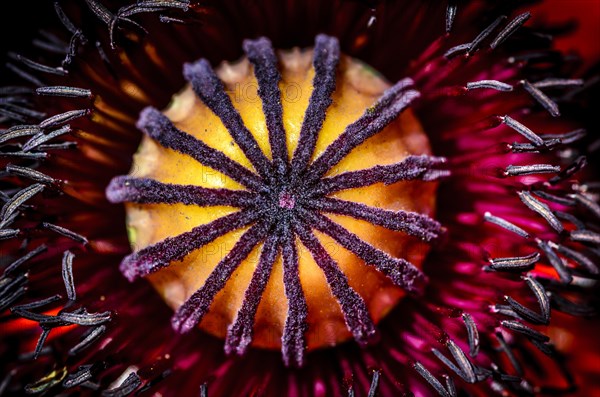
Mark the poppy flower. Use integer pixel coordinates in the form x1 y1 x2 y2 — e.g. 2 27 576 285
1 1 599 396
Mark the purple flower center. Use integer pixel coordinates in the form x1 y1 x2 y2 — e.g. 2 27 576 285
278 191 295 209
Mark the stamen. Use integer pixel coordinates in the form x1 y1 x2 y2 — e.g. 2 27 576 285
117 1 190 18
501 320 549 342
501 116 544 146
520 80 560 117
466 80 513 92
8 53 67 76
0 125 40 144
549 241 598 275
101 372 141 397
570 229 600 245
22 125 71 152
280 223 308 368
120 210 260 281
569 193 600 220
303 80 419 182
505 276 550 325
0 152 48 160
225 230 280 356
548 292 596 317
367 370 380 397
299 209 427 293
183 60 273 179
0 107 27 123
443 375 457 397
0 184 45 222
489 12 531 49
444 43 470 59
532 190 576 207
36 142 77 151
0 103 46 120
445 1 458 33
3 245 46 275
39 109 90 129
432 348 465 381
84 0 113 25
504 164 560 177
483 212 530 238
294 220 377 345
159 15 186 24
530 338 553 356
468 15 507 54
533 78 584 89
446 339 476 383
36 86 93 99
486 252 540 272
32 38 69 55
291 35 339 177
244 37 289 175
0 229 19 240
63 365 94 388
68 325 107 356
537 239 572 284
0 274 27 311
549 155 587 184
540 128 586 145
554 211 586 230
5 63 44 87
509 141 558 153
5 165 56 185
413 361 454 397
54 3 82 36
42 222 89 245
11 307 60 325
12 294 62 311
171 222 269 333
137 107 264 190
461 313 480 357
61 250 76 300
199 383 208 397
308 197 442 241
106 176 257 207
33 329 51 360
0 86 33 96
95 42 116 78
59 309 112 326
517 191 564 233
494 332 524 376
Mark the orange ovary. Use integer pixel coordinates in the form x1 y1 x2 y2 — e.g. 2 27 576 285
125 48 435 350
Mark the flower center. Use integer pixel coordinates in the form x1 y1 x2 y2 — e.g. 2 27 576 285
107 35 443 365
278 191 295 210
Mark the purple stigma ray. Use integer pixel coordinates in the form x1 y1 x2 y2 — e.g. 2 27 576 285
225 229 281 356
306 197 442 242
293 219 377 345
108 35 445 364
299 209 427 293
467 15 507 54
313 155 447 196
137 107 264 191
303 83 420 183
183 59 273 179
106 176 257 208
291 34 340 178
281 223 308 367
171 221 270 334
120 209 261 281
244 37 289 176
